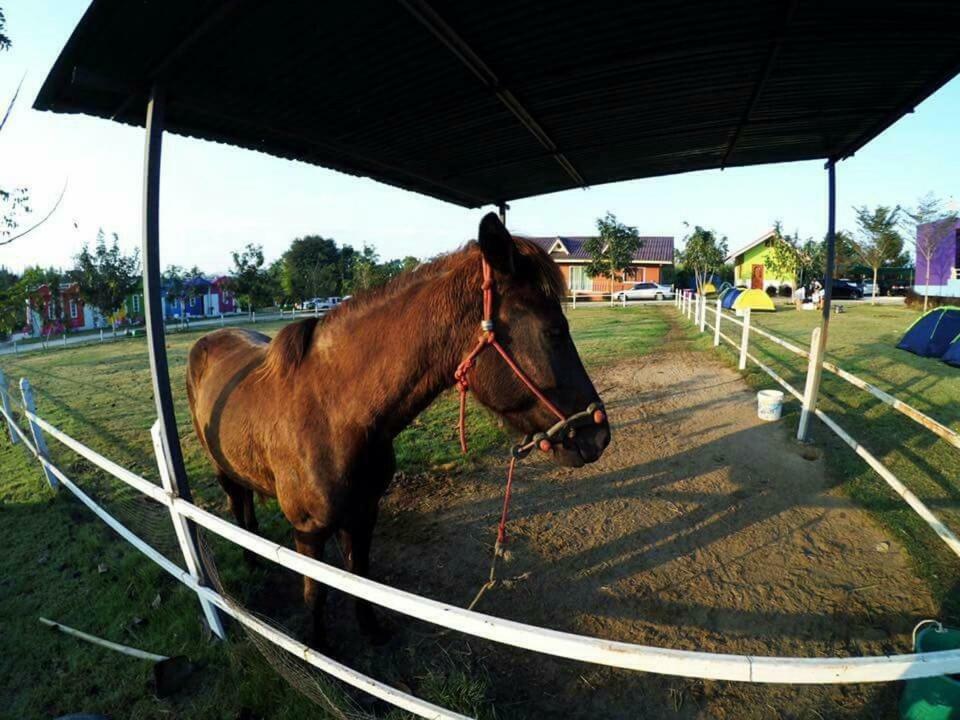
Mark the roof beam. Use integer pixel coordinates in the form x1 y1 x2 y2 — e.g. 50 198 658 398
397 0 586 189
720 0 800 169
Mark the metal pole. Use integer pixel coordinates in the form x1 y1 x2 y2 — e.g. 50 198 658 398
498 202 508 225
141 85 222 633
798 161 836 441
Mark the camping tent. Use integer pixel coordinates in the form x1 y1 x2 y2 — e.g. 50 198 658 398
942 335 960 368
733 289 776 314
896 307 960 358
721 288 743 310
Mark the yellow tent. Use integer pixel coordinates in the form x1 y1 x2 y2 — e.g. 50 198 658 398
702 282 717 295
733 288 775 314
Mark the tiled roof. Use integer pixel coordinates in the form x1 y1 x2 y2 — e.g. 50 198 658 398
522 235 674 263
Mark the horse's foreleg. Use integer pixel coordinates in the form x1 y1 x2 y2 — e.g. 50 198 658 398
338 502 389 644
294 527 333 648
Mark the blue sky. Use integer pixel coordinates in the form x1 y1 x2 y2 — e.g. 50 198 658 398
1 0 957 275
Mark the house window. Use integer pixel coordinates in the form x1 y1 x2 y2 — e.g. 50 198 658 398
69 299 78 319
133 294 141 312
569 266 590 291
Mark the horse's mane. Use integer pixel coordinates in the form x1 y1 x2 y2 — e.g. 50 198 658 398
260 237 564 377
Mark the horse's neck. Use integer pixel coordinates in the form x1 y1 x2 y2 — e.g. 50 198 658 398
316 267 480 436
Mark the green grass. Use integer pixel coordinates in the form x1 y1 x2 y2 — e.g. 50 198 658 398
691 302 960 620
0 308 666 719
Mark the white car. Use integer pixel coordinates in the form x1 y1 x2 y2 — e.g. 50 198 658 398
614 282 675 301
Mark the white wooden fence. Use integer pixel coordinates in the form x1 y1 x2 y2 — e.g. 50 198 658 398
677 290 960 563
3 347 960 717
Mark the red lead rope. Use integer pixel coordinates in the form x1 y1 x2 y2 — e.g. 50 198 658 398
457 255 607 609
454 257 566 547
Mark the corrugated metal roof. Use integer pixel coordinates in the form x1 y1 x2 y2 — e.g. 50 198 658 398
524 236 674 263
33 0 960 208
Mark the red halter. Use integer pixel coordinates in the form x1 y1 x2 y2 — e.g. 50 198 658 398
454 255 606 546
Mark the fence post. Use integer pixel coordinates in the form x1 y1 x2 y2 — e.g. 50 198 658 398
150 421 226 639
99 328 104 343
62 333 67 348
797 326 823 441
220 313 224 327
0 368 18 445
738 308 751 370
19 378 57 489
713 298 722 346
621 292 626 308
252 310 256 324
698 294 706 332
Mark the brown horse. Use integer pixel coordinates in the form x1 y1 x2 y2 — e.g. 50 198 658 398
186 213 610 645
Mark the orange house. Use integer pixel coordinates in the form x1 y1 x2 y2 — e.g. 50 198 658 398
522 235 674 298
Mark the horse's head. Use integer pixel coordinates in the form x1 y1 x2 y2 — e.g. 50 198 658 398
464 213 611 468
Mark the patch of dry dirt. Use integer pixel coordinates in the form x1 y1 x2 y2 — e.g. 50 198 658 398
330 326 935 718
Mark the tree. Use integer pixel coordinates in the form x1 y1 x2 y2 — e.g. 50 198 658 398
851 205 903 304
584 212 641 304
21 266 65 336
280 235 341 300
902 193 958 312
229 243 271 311
0 11 65 248
71 230 140 333
678 224 727 294
347 245 383 293
0 264 24 338
0 8 9 51
765 223 822 289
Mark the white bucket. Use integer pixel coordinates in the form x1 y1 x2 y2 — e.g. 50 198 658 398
757 390 784 421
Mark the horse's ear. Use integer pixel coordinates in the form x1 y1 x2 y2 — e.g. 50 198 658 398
478 212 515 274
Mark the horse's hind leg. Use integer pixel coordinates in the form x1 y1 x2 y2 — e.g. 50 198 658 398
217 473 259 565
294 527 333 649
338 501 389 644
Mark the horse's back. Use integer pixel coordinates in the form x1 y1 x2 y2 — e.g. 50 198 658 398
187 328 270 400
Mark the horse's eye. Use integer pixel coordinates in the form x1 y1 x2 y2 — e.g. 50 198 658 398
545 326 565 340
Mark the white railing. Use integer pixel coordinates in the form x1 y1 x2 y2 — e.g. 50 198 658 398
3 358 960 717
682 294 960 563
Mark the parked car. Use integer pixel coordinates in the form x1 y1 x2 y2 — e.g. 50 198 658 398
861 281 877 297
613 282 675 301
830 280 863 299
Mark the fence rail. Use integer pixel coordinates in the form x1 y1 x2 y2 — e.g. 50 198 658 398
4 332 960 715
679 290 960 563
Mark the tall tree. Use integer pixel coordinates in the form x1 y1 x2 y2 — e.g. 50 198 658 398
71 231 141 334
764 223 823 290
678 224 727 294
281 235 341 300
902 193 958 312
0 8 9 51
22 266 65 336
229 243 271 311
584 212 641 304
347 245 383 293
851 205 903 304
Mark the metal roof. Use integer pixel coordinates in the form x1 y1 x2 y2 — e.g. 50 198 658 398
34 0 960 208
525 236 674 263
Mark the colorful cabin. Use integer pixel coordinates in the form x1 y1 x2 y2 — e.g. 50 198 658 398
897 306 960 358
733 288 776 315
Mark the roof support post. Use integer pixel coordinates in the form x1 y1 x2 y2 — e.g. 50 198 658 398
797 160 836 442
141 85 224 637
498 202 508 226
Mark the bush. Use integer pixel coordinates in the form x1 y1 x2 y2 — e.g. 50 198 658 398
904 290 958 310
778 284 793 297
765 285 777 297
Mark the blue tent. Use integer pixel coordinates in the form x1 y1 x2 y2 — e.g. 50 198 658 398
943 335 960 368
897 307 960 358
721 288 743 310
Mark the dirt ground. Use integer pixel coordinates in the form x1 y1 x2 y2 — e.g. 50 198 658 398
314 323 938 720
